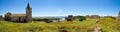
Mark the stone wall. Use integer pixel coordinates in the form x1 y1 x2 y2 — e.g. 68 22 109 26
0 15 3 20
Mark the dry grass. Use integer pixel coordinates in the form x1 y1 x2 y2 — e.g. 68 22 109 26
0 18 119 32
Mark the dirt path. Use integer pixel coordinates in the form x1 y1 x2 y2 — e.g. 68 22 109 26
94 20 102 32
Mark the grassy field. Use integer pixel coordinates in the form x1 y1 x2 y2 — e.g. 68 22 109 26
0 18 120 32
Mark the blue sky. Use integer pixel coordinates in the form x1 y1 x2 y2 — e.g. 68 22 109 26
0 0 120 17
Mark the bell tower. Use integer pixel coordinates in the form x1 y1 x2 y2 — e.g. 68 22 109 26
26 3 32 22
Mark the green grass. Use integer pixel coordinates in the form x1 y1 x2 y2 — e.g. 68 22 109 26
0 18 120 32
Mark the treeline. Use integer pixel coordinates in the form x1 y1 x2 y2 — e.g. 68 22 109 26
32 18 60 23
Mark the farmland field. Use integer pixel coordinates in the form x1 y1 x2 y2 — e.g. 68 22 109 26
0 18 120 32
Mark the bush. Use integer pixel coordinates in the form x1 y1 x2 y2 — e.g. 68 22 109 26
79 16 86 21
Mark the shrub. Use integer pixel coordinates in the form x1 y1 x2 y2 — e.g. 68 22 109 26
79 16 86 21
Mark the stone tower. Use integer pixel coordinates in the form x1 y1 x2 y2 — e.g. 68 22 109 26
26 3 32 22
118 11 120 21
5 12 12 21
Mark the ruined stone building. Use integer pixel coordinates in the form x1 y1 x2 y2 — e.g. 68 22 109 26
85 15 100 19
0 15 3 20
4 3 32 23
117 11 120 21
65 15 74 21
